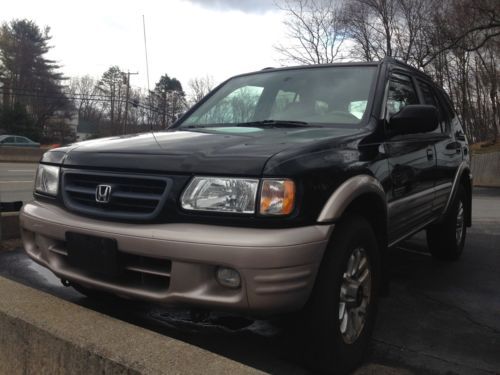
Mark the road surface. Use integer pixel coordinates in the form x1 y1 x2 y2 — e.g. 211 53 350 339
0 162 37 203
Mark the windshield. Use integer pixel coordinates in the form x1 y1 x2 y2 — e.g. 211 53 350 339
179 66 377 128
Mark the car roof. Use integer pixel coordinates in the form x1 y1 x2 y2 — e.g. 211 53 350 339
228 57 434 83
0 135 29 140
230 61 381 80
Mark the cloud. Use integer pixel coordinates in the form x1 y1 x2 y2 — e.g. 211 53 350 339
183 0 277 13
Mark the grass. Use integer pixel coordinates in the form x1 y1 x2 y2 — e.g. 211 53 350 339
470 140 500 154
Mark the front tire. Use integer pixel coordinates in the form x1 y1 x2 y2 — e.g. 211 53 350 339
302 214 381 374
427 185 467 261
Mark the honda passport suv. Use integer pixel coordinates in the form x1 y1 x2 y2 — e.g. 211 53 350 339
20 58 472 374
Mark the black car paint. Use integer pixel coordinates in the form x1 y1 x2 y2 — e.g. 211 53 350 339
39 59 469 235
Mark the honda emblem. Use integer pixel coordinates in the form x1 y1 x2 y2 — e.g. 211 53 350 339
95 184 112 203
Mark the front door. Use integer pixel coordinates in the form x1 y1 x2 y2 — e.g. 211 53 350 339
384 72 438 245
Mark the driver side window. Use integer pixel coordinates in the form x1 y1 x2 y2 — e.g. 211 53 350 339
386 73 418 118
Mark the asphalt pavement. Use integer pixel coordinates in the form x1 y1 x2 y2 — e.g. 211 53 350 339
0 188 498 374
0 162 37 203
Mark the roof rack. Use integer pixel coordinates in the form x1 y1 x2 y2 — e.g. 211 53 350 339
382 56 426 75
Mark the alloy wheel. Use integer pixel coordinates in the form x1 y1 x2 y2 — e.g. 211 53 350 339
339 247 372 344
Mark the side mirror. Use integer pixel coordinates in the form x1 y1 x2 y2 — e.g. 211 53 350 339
389 105 439 136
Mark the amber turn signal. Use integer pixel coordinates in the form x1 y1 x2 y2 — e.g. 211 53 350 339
259 179 296 216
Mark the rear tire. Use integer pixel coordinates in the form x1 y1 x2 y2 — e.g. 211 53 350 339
427 185 467 261
300 214 381 374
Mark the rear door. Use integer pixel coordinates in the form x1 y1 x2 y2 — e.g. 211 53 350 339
418 82 464 214
385 72 438 245
15 137 30 147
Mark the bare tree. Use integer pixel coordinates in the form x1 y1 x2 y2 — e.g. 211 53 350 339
424 0 500 65
343 0 439 65
275 0 346 64
276 0 499 143
188 75 215 105
68 76 103 122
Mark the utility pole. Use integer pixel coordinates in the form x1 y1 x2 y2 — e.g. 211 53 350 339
123 70 138 134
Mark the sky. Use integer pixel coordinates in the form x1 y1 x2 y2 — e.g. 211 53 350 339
1 0 287 91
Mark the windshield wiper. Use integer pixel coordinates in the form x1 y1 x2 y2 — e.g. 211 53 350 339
236 120 309 128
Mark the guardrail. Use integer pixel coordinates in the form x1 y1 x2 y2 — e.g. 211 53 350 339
0 146 46 163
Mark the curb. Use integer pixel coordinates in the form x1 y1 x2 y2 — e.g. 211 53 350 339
0 277 263 375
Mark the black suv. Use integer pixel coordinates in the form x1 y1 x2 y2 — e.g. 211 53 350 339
21 57 471 374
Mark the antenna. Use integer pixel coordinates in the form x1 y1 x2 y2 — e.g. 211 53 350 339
142 15 152 131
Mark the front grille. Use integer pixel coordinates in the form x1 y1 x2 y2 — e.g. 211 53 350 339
62 169 171 220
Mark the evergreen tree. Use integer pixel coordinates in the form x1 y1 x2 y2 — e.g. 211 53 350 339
0 19 70 139
154 74 186 128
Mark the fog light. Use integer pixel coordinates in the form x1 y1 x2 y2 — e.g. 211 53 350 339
216 267 241 289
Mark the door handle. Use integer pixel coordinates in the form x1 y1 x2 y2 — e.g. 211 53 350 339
445 142 462 155
426 147 434 160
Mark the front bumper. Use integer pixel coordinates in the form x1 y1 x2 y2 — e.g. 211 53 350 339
20 201 332 315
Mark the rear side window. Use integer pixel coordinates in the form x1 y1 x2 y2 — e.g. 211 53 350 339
386 73 418 118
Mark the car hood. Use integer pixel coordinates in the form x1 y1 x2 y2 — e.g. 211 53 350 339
45 127 362 175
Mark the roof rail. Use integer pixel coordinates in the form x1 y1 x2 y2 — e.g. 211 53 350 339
382 56 426 76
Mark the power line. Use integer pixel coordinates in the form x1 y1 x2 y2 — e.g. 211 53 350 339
0 89 166 114
4 87 139 100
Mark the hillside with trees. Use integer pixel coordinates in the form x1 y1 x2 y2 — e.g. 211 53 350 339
276 0 499 144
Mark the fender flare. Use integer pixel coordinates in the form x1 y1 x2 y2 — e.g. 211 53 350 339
440 161 472 224
317 175 386 223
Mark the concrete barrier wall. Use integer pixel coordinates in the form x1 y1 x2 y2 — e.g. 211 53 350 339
471 152 500 187
0 146 46 163
0 277 263 375
0 212 20 240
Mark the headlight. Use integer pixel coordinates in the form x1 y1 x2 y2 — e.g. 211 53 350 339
35 164 60 196
181 177 259 214
260 179 296 216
